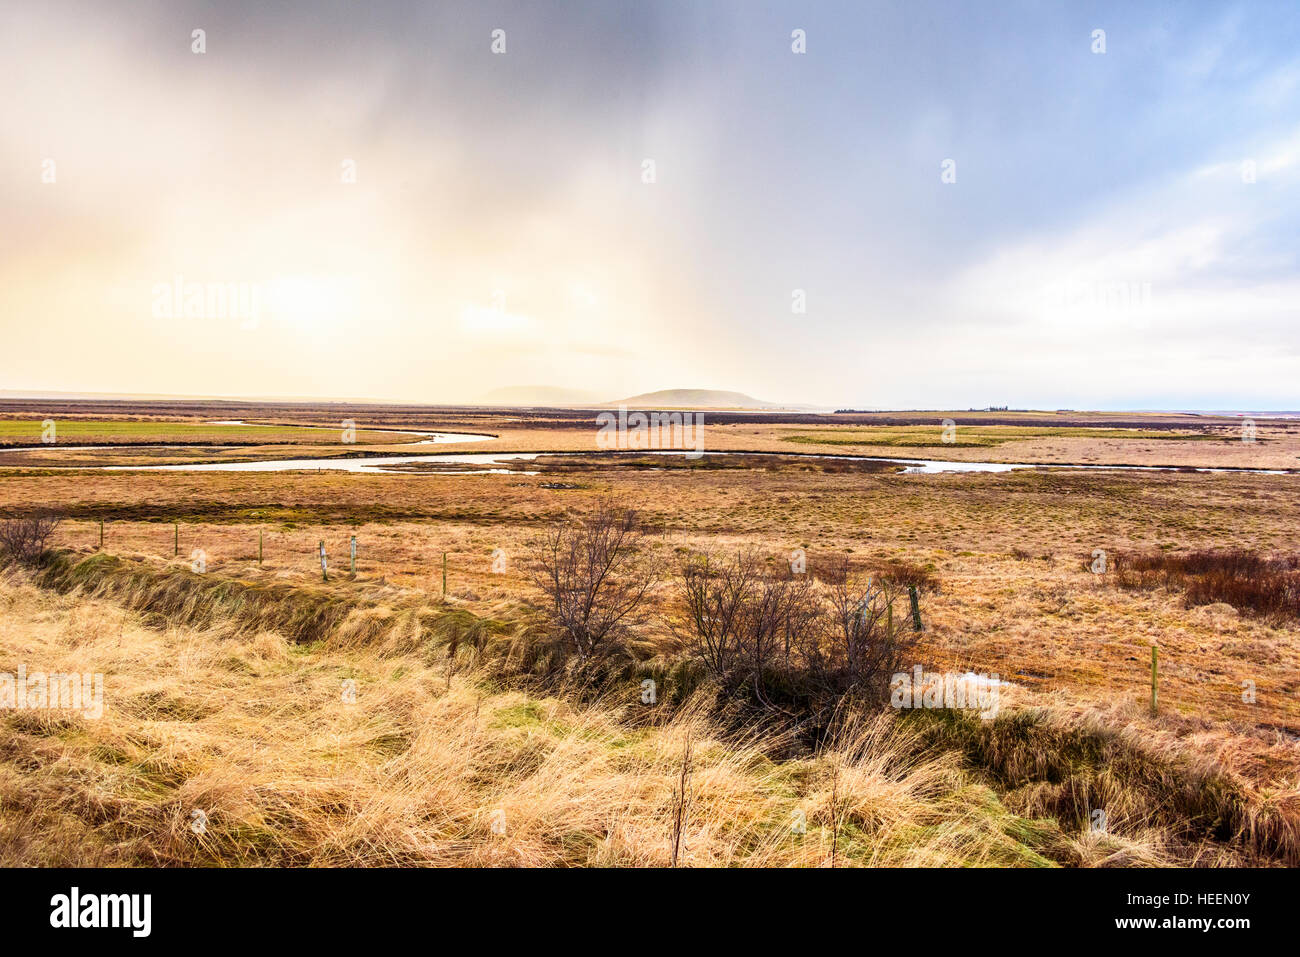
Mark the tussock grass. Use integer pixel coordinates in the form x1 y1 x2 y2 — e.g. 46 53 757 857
906 705 1299 866
33 549 534 661
6 551 1296 867
36 551 369 645
27 549 697 706
0 577 1064 867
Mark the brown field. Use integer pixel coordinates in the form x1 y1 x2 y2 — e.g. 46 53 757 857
2 400 1298 470
1 401 1298 866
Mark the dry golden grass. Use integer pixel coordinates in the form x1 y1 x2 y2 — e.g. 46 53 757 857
9 464 1299 737
4 550 1294 867
0 575 1088 867
3 417 1299 867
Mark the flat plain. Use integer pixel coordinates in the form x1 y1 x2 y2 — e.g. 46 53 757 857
1 400 1297 866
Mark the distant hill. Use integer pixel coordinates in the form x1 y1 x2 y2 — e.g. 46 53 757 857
478 385 605 407
476 385 820 410
608 389 780 409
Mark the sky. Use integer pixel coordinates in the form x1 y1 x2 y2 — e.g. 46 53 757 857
2 0 1298 409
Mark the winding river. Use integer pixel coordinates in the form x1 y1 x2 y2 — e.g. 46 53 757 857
102 449 1290 476
2 422 1289 475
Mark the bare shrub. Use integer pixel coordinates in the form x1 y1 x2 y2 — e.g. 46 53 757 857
873 558 939 592
676 550 758 678
0 513 63 564
674 552 914 717
527 503 657 661
1108 549 1300 622
821 556 917 700
676 550 817 690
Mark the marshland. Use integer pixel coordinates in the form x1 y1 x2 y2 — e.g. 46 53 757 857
1 403 1296 867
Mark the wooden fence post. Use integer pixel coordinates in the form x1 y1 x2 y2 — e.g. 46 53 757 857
1151 646 1158 715
908 585 923 632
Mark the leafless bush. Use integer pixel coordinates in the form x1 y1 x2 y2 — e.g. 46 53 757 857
675 552 913 716
872 558 939 592
1109 548 1300 622
675 550 817 686
676 550 756 678
821 556 916 700
0 513 62 564
527 503 657 661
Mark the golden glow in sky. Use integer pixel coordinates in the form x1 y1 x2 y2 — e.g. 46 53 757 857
3 1 1299 409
